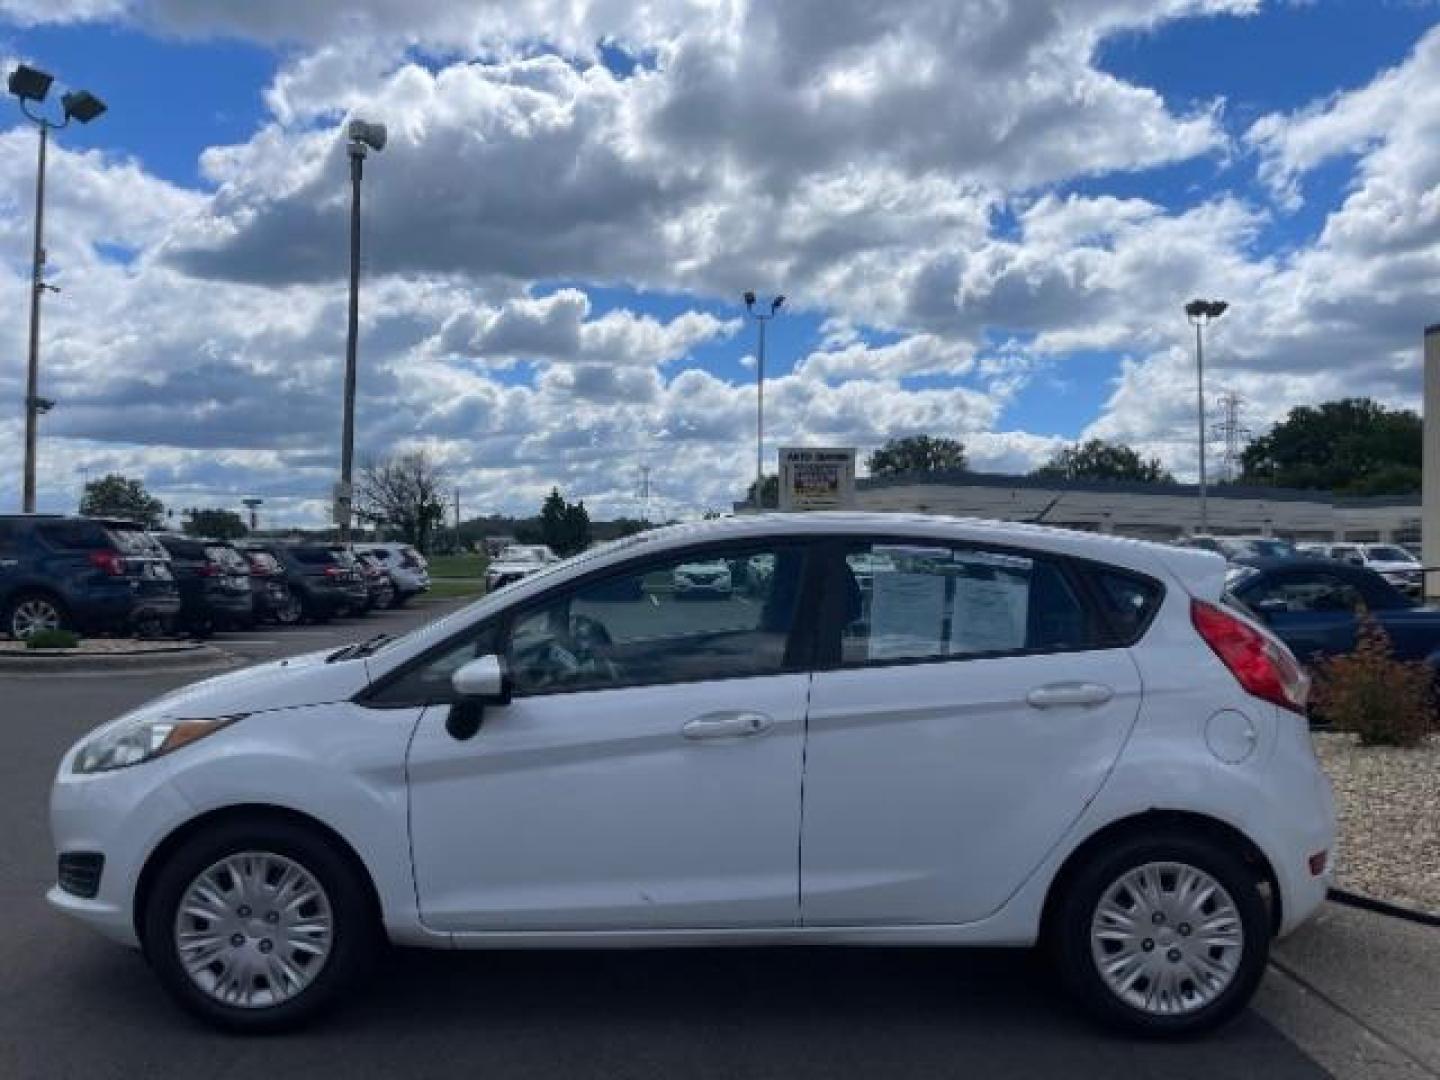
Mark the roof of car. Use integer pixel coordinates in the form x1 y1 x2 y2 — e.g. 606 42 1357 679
1229 555 1367 573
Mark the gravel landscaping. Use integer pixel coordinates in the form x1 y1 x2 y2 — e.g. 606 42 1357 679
1314 731 1440 916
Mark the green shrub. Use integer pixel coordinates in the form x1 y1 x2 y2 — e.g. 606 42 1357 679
1311 617 1435 747
24 628 81 650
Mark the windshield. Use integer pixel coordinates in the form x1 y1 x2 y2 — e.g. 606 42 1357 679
1224 565 1258 590
1365 545 1415 563
499 546 550 564
205 545 249 571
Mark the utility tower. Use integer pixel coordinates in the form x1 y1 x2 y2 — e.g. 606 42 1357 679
1211 390 1251 484
637 464 653 526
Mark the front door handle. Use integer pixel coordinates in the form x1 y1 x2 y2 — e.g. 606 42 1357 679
1026 682 1114 709
682 711 774 740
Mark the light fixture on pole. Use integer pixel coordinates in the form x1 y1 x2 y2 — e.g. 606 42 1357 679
743 291 785 509
335 118 386 543
8 63 107 513
1184 298 1229 534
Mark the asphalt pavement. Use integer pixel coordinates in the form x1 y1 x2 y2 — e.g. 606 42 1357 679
0 598 1398 1079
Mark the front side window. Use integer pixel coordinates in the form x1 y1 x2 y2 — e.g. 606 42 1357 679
507 544 808 695
1245 573 1365 613
838 541 1093 665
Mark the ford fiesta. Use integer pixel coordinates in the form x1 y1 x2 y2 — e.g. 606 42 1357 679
49 514 1335 1035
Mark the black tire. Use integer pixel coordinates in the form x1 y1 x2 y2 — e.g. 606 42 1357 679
1051 830 1270 1037
4 590 70 640
272 588 303 627
388 590 407 610
141 816 378 1032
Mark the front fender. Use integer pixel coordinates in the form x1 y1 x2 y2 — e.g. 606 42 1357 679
163 702 427 943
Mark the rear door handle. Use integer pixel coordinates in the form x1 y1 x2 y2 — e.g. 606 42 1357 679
1026 682 1114 709
683 711 774 740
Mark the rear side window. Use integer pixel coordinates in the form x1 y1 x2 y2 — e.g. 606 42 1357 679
1087 569 1164 645
37 522 109 550
289 546 340 565
159 537 204 559
837 541 1095 665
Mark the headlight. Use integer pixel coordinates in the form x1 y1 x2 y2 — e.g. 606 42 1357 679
72 715 243 775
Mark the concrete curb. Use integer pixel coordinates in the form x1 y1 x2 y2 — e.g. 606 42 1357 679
1328 887 1440 928
0 642 237 674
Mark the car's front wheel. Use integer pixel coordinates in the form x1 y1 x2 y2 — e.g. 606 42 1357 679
141 817 377 1031
1052 831 1270 1037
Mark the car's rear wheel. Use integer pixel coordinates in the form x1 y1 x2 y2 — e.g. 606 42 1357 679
1052 831 1269 1037
5 591 68 640
142 818 377 1032
272 588 303 627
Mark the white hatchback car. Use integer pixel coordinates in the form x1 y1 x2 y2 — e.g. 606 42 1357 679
50 514 1334 1035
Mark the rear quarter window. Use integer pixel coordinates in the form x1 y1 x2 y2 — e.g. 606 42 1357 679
289 546 340 565
1086 568 1164 645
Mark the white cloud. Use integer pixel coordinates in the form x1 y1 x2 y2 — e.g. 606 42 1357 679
3 0 1438 520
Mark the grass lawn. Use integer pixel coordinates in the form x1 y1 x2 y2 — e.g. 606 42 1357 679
425 578 487 600
427 553 489 578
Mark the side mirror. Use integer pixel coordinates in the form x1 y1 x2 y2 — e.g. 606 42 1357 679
452 654 510 703
447 655 510 741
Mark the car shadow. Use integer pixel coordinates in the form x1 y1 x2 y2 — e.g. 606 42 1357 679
25 938 1328 1080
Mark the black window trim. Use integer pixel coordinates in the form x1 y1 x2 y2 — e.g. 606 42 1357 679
809 533 1164 673
358 534 829 708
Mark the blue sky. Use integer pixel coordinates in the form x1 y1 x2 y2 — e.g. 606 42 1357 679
0 0 1437 520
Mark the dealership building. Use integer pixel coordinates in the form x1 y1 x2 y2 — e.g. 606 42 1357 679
851 471 1420 544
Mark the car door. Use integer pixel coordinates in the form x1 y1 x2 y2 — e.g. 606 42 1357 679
1238 569 1364 665
800 537 1146 927
397 539 818 933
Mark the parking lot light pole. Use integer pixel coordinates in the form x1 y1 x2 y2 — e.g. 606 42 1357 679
1185 298 1228 535
336 119 386 543
8 64 106 513
743 292 784 509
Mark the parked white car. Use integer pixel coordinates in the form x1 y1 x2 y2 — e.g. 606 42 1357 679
49 513 1334 1036
353 543 430 607
1321 542 1423 597
484 545 559 592
671 558 734 598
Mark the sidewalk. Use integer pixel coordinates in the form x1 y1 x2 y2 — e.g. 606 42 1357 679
1258 901 1440 1079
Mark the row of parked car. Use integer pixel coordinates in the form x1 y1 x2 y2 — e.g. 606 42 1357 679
1174 533 1426 597
0 514 431 640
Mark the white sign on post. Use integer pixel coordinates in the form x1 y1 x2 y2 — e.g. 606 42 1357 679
778 447 857 511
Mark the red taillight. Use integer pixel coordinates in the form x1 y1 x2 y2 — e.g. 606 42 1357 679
1191 599 1309 715
87 550 126 576
197 562 220 578
323 565 345 579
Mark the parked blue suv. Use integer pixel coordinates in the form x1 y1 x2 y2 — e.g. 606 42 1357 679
0 515 181 639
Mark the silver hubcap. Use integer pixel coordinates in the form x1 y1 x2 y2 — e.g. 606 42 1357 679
173 852 334 1009
1090 861 1244 1016
12 599 60 639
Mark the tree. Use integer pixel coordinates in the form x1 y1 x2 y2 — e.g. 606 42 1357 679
355 451 449 553
80 474 164 527
562 500 592 556
866 435 968 478
745 474 779 508
181 508 248 540
1031 439 1174 484
538 488 592 556
1240 398 1421 495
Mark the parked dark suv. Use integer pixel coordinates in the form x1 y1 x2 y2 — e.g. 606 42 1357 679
248 542 368 622
0 515 180 639
239 547 301 626
153 535 255 636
